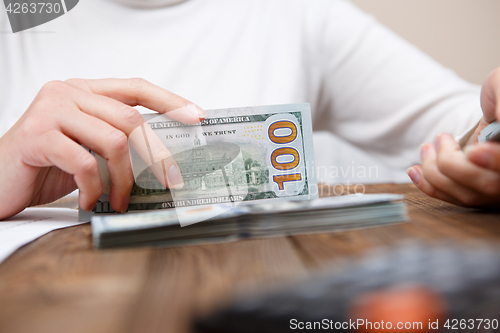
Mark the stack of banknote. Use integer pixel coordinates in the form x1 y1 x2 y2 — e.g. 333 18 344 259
91 193 408 248
82 103 408 248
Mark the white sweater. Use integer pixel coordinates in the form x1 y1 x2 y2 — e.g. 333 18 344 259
0 0 482 184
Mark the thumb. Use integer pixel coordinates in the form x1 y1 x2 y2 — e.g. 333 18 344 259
480 68 500 123
464 141 500 172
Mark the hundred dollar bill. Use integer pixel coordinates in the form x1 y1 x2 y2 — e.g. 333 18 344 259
478 120 500 143
91 194 408 248
79 104 317 221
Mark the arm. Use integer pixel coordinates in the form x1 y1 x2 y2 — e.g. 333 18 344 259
310 0 482 173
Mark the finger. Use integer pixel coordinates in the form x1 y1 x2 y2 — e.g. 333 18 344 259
420 143 487 205
407 165 464 206
435 133 500 195
41 81 144 135
61 85 184 188
465 141 500 172
37 131 103 211
129 123 184 189
58 111 135 212
66 78 206 124
71 88 148 134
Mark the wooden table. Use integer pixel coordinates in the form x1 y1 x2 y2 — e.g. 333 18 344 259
0 184 499 333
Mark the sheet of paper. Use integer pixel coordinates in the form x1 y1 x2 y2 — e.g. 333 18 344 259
0 208 84 264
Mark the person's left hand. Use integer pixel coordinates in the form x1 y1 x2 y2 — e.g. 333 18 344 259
407 68 500 207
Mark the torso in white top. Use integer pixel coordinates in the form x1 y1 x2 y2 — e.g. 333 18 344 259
0 0 483 183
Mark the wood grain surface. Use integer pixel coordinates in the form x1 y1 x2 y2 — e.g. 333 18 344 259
0 184 499 333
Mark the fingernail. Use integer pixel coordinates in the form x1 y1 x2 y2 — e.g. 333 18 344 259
464 145 494 169
407 167 421 186
167 164 184 189
420 144 428 161
121 195 130 213
187 104 206 121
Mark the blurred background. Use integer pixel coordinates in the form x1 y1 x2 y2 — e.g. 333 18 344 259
351 0 500 85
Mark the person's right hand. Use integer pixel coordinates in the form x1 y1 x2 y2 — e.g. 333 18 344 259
0 78 206 220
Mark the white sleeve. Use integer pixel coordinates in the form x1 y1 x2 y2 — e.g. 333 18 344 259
0 11 9 133
309 0 482 168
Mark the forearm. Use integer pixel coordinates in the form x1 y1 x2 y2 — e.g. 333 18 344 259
315 0 482 163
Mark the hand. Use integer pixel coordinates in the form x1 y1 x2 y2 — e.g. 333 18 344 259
407 68 500 207
0 78 206 220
